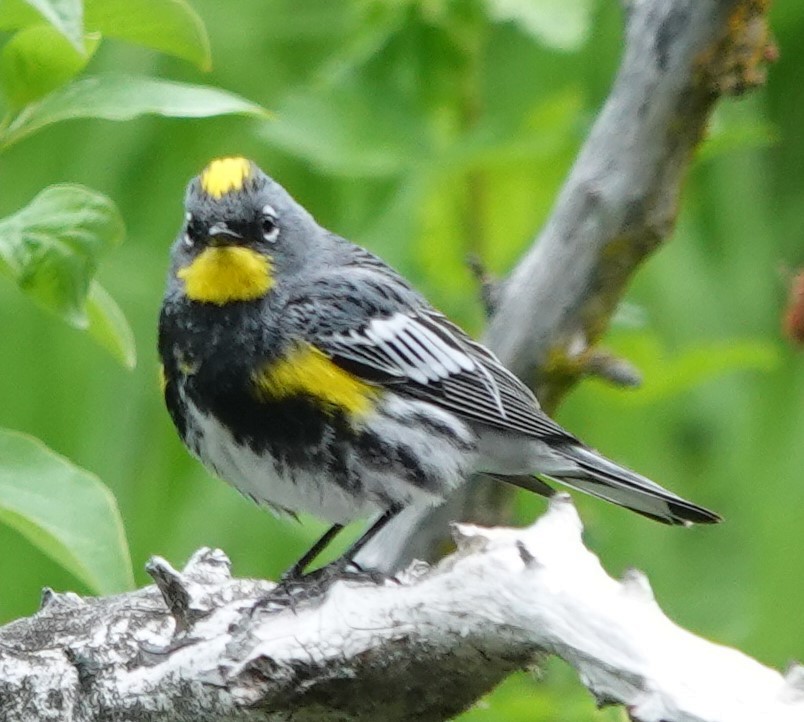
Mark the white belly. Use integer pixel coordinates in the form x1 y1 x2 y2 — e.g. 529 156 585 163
180 389 476 525
183 399 376 524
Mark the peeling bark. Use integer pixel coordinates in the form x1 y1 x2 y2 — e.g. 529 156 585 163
1 498 801 722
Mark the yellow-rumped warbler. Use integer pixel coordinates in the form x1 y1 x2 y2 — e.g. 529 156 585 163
158 157 720 576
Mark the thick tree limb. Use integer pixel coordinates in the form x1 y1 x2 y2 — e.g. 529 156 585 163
1 497 800 722
488 0 772 407
360 0 774 571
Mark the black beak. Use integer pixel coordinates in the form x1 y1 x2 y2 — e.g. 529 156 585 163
207 222 242 246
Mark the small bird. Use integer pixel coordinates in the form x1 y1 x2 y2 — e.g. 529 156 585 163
158 157 720 577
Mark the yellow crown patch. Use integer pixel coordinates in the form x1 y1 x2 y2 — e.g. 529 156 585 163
200 157 253 198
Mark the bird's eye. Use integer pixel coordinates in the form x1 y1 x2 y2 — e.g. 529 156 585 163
261 205 279 243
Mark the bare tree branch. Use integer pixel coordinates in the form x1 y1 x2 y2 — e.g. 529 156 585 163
360 0 774 572
487 0 772 408
1 497 801 722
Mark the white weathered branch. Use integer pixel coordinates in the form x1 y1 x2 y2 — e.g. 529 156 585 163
0 496 800 722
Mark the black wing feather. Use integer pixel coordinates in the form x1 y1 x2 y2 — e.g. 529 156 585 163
277 256 720 527
285 285 575 443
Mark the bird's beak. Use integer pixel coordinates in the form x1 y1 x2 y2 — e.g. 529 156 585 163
207 222 242 246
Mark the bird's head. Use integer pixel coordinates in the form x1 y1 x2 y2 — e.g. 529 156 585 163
171 157 318 305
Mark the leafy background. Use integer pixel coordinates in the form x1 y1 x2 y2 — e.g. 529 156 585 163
0 1 801 719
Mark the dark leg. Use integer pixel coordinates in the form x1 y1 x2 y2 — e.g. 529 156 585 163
340 504 402 569
251 506 403 615
283 523 344 580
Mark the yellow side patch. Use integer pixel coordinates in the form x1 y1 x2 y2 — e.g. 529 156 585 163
200 157 253 198
158 364 167 393
253 345 378 416
178 246 273 305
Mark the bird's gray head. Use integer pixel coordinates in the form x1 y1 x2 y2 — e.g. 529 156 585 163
171 157 319 305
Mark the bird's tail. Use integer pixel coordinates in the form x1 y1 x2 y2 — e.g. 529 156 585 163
503 444 721 526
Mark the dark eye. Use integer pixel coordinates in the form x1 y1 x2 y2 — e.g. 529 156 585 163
261 205 279 243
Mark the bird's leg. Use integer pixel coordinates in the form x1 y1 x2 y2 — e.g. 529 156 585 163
297 504 403 589
281 523 345 582
291 505 403 585
338 504 401 576
251 507 402 614
255 523 345 610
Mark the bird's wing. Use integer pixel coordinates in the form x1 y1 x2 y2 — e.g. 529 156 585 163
282 280 575 441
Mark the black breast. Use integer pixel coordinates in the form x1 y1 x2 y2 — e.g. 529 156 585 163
158 296 358 475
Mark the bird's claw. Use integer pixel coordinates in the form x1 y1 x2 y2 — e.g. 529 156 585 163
249 560 389 616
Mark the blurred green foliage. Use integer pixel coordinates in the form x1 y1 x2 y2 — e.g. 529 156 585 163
0 0 265 594
0 0 801 719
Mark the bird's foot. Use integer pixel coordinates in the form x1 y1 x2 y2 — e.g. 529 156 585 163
249 559 388 615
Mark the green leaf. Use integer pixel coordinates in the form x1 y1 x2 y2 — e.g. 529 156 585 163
0 74 269 148
86 280 137 369
0 0 84 51
483 0 595 52
0 25 99 108
0 429 134 594
0 184 124 327
84 0 211 70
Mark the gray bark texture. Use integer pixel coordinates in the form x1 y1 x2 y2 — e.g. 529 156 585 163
361 0 776 571
0 0 786 720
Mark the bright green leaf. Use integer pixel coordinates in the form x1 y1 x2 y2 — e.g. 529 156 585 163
84 0 211 70
0 0 84 51
0 184 124 327
0 25 99 108
0 74 269 148
315 3 406 86
358 175 429 272
0 429 134 594
610 302 648 330
483 0 595 52
86 280 137 369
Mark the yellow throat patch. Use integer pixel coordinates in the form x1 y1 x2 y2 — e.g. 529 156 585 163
178 246 273 305
200 157 253 198
253 344 378 416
